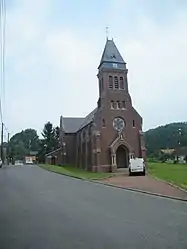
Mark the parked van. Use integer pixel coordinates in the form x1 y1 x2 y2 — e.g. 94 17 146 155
129 158 146 176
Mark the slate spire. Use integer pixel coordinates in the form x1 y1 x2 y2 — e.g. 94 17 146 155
98 39 126 70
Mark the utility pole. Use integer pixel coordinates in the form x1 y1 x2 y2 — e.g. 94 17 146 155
7 132 9 164
1 122 3 163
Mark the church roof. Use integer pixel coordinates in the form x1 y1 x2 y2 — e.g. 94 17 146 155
98 39 125 68
79 108 97 130
62 108 97 133
63 117 85 133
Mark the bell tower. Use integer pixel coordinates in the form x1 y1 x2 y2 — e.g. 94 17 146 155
97 39 132 109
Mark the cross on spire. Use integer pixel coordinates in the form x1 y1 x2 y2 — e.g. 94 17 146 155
106 27 109 40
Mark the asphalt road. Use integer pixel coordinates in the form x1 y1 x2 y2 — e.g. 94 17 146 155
0 165 187 249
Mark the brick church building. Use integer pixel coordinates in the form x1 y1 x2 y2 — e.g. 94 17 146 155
46 38 146 172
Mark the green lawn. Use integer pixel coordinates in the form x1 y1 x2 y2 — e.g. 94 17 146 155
148 162 187 190
40 164 113 180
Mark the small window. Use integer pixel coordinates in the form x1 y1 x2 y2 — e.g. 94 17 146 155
97 98 101 108
117 101 121 109
102 119 106 127
109 76 113 89
114 76 119 89
133 120 135 127
122 101 126 109
111 100 115 109
120 77 124 89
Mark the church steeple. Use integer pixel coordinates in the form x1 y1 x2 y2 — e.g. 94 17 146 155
98 39 126 71
97 39 130 108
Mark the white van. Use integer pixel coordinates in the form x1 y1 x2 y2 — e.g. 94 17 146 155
129 158 146 176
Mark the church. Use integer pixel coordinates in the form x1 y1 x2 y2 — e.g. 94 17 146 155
46 38 146 172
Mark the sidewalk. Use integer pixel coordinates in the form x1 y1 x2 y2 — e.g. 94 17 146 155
100 174 187 201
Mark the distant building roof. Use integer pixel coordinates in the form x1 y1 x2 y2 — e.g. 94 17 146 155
161 148 175 154
160 147 187 156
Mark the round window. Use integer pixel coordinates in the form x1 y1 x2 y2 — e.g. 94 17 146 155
113 117 125 132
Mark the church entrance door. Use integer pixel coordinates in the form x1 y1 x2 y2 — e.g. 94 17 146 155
116 145 129 168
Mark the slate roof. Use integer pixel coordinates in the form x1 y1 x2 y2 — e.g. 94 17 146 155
98 39 125 68
62 117 85 133
62 108 97 133
79 108 97 130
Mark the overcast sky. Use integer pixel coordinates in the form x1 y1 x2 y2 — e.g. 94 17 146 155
2 0 187 139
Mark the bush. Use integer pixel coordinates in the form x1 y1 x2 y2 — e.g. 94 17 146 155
147 158 159 163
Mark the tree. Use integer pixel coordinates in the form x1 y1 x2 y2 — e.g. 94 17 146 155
54 126 60 149
145 122 187 157
9 129 40 162
37 139 46 163
42 122 56 154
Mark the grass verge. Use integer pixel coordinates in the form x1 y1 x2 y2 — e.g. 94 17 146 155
40 164 113 180
148 162 187 190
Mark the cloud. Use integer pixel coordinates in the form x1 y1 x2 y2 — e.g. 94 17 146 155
120 13 187 130
3 0 187 137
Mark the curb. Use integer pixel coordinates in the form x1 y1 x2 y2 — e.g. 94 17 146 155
38 165 114 181
148 173 187 194
39 165 187 202
39 165 86 180
94 181 187 202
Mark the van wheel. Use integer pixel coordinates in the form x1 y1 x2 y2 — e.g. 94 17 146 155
142 169 146 176
129 169 132 176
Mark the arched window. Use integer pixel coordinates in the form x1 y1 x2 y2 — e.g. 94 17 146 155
114 76 119 89
111 100 115 109
117 101 121 109
102 119 106 127
120 77 124 89
122 101 126 109
109 76 113 89
133 120 135 127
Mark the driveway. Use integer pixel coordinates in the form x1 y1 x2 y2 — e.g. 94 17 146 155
0 165 187 249
101 174 187 200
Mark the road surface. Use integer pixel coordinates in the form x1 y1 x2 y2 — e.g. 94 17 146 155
0 165 187 249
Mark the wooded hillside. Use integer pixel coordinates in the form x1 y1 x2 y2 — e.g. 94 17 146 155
145 122 187 156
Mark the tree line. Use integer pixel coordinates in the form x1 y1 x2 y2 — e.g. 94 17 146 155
8 122 60 163
145 122 187 158
7 121 187 163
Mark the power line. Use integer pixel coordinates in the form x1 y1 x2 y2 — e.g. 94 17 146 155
0 0 8 163
3 121 8 132
0 0 6 123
